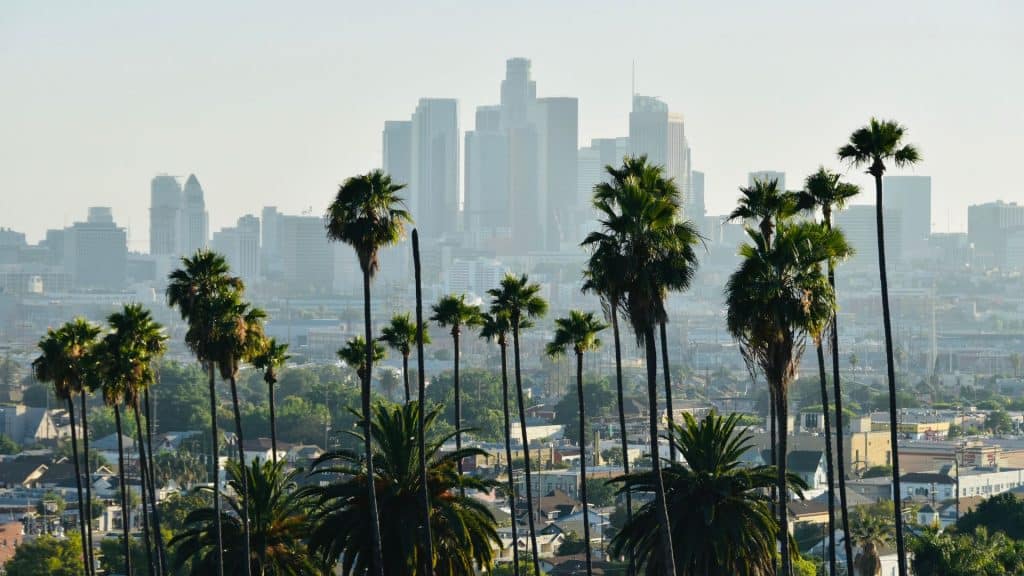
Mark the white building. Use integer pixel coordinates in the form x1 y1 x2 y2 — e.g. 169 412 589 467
900 466 1024 501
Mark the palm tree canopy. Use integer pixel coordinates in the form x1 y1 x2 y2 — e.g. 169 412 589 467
303 402 500 576
610 411 807 575
794 167 860 221
546 310 607 358
581 229 630 319
208 295 266 381
169 459 317 576
487 274 548 329
597 155 680 205
479 311 524 347
166 250 244 363
837 117 921 177
33 318 102 400
430 294 483 336
325 169 412 277
727 177 799 225
251 337 290 386
100 304 168 407
379 313 431 357
338 336 386 381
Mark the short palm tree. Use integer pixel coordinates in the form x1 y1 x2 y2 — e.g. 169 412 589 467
611 412 807 575
848 511 893 576
326 169 412 576
338 336 386 385
727 177 798 248
379 313 430 404
796 167 860 576
479 310 520 576
839 119 920 576
488 274 548 576
546 310 606 576
33 319 101 575
725 220 849 576
251 338 290 465
431 294 483 484
304 402 501 576
170 459 317 575
167 249 245 576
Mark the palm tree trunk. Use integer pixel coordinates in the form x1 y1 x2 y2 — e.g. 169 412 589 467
453 328 464 494
659 321 676 462
228 375 253 576
79 393 96 576
644 326 676 576
512 321 542 576
499 339 520 576
769 383 777 572
66 397 90 576
131 401 157 576
143 388 167 575
576 351 593 576
268 377 278 466
611 310 635 576
412 230 434 575
816 343 836 576
774 382 792 576
826 251 855 576
114 404 134 576
206 363 224 576
875 172 907 576
361 270 385 576
402 353 411 404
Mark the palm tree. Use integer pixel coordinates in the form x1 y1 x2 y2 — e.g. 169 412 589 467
839 118 921 576
796 167 860 576
848 511 893 576
170 459 317 575
546 310 606 576
326 169 412 576
379 313 430 404
338 336 386 384
411 230 434 576
725 219 850 576
251 338 290 465
32 319 101 575
304 402 501 575
479 310 520 576
106 304 170 576
727 177 799 248
431 294 483 485
611 412 807 575
488 274 548 576
167 249 245 576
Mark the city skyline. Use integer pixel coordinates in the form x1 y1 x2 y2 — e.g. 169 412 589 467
3 1 1022 249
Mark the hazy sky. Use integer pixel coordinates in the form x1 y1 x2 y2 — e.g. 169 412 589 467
3 1 1021 250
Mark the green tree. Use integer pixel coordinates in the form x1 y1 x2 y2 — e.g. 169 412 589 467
956 492 1024 540
167 249 245 576
0 432 19 454
379 313 430 404
251 338 289 465
493 555 546 576
169 459 317 575
304 402 500 575
839 118 921 576
725 218 849 576
985 409 1013 434
547 309 607 576
5 533 84 576
489 274 548 576
99 536 150 576
611 412 806 575
326 168 413 576
586 477 616 508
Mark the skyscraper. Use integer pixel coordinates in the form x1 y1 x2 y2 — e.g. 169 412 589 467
279 214 335 295
179 174 209 256
748 170 786 191
149 175 182 256
689 170 706 228
410 98 460 241
883 175 931 259
383 120 413 187
64 207 127 290
666 113 691 205
534 97 578 250
835 205 902 271
629 95 669 168
968 201 1024 269
212 214 261 284
465 106 510 241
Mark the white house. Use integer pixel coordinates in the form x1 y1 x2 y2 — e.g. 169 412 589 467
900 466 1024 501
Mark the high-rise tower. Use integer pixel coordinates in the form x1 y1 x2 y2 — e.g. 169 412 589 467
179 174 209 256
411 99 460 240
149 175 182 256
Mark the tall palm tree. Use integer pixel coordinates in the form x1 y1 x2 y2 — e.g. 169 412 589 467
839 118 921 576
326 169 412 576
251 338 290 465
725 220 850 576
796 167 860 576
167 249 245 576
170 459 317 575
546 310 606 576
411 230 434 576
32 319 101 575
611 412 807 575
379 313 430 404
304 402 501 575
479 310 520 576
431 294 482 485
727 177 799 249
488 274 548 576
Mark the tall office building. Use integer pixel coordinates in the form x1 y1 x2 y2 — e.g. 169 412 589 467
666 114 691 206
279 215 335 295
629 96 669 167
179 174 209 256
410 99 460 241
149 175 182 255
212 214 261 284
465 106 510 241
748 170 786 191
501 57 536 129
64 207 127 290
968 201 1024 269
534 97 578 250
689 170 706 228
884 175 931 259
835 205 902 271
383 120 413 187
